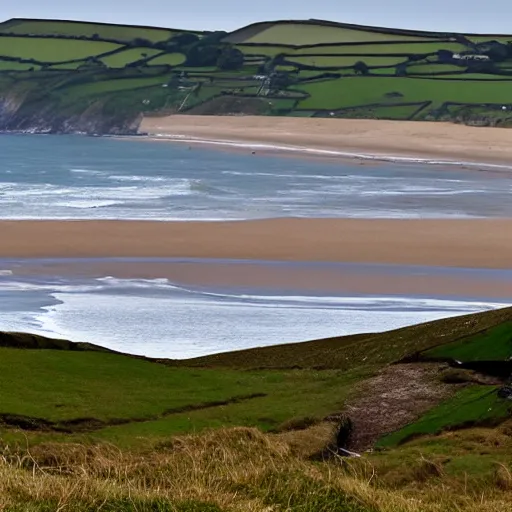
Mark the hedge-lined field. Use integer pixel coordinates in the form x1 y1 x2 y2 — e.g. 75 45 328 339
237 22 441 44
0 36 121 61
0 19 181 42
295 76 512 112
1 17 512 125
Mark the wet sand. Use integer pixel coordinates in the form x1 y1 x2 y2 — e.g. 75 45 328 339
2 218 512 269
140 115 512 167
10 259 512 300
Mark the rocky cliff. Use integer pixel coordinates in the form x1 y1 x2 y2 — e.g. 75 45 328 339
0 84 142 135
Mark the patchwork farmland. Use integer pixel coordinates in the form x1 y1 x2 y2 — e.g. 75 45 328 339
1 17 512 132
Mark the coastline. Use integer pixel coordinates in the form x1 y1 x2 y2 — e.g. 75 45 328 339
139 115 512 170
3 218 512 269
7 257 512 300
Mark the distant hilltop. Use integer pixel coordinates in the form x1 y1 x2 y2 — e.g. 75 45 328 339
0 17 512 134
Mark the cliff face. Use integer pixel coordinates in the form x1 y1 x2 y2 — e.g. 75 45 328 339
0 85 142 135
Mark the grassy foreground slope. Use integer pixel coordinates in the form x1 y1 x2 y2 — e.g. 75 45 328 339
1 18 512 132
0 307 511 510
0 307 512 510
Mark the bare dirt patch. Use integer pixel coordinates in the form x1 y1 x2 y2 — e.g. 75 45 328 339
345 363 460 450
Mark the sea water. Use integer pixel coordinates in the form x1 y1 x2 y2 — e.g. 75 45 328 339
1 134 512 357
2 134 512 220
0 265 509 359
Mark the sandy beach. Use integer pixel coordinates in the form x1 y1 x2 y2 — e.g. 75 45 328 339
2 218 512 269
141 115 512 167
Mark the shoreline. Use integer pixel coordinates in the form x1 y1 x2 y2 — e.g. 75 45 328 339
144 133 512 172
3 218 512 269
6 257 512 300
139 116 512 171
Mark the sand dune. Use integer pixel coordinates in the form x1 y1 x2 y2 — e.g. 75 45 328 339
2 218 512 269
140 115 512 166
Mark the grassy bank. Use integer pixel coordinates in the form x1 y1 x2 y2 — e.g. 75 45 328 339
1 425 512 511
0 307 511 510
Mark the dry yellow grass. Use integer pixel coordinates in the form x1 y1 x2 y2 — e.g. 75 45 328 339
1 427 511 512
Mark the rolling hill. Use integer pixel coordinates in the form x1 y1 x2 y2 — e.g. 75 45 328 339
0 307 511 510
1 18 512 133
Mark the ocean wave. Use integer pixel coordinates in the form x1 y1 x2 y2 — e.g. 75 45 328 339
359 188 485 197
69 168 103 175
0 276 183 293
5 275 506 313
54 200 124 209
177 287 509 311
108 175 168 183
1 183 190 204
96 276 182 291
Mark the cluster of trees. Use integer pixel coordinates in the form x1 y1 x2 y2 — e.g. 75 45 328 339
127 31 245 71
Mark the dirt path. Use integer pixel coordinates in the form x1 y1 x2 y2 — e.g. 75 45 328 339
345 363 457 450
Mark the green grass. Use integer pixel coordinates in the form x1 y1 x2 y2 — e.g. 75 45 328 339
0 348 274 422
48 62 85 70
237 44 296 57
101 48 162 67
328 103 428 120
0 19 181 43
94 368 367 447
268 98 299 111
289 42 467 55
60 75 171 98
439 73 512 80
378 386 512 447
466 35 512 44
295 76 512 112
0 61 40 71
0 346 367 447
182 85 240 109
147 52 187 66
288 55 406 67
423 322 512 362
244 24 439 45
406 63 465 74
0 36 121 62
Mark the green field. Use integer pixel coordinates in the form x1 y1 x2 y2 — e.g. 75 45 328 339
60 75 171 97
0 18 512 133
287 55 407 67
295 76 512 113
0 19 181 42
423 322 512 362
0 36 120 62
0 60 40 71
0 345 366 447
405 63 464 74
147 52 187 66
101 48 162 67
379 386 511 447
242 23 439 44
293 41 467 54
236 44 292 57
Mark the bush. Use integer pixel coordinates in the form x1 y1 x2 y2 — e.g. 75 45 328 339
171 33 200 47
217 47 244 71
354 61 369 75
185 44 221 67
